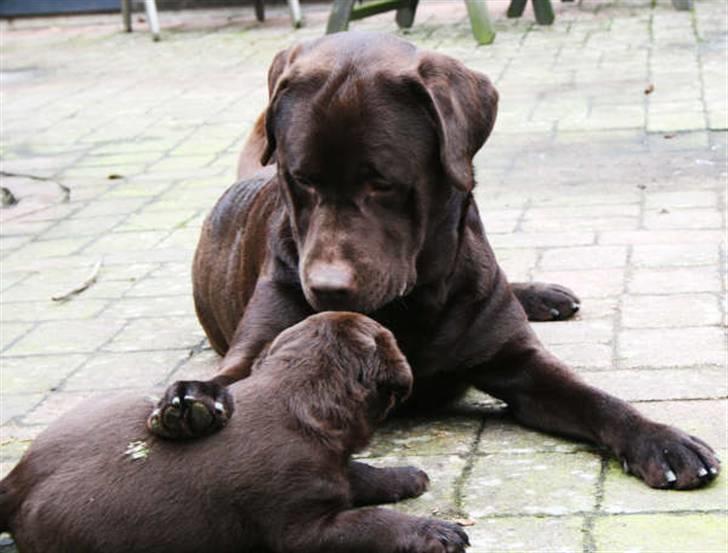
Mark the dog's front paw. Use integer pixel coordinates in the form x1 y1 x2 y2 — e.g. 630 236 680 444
400 518 470 553
515 282 581 321
620 424 720 489
147 380 234 440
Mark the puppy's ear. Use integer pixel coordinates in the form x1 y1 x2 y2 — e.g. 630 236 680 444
416 53 499 192
261 45 302 165
370 329 413 406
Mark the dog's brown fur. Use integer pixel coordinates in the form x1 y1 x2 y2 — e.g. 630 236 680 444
148 32 718 490
0 313 471 552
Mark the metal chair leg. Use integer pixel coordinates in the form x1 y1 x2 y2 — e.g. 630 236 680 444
326 0 356 34
465 0 496 45
121 0 132 32
395 0 419 29
144 0 160 41
507 0 527 18
532 0 555 25
254 0 265 22
288 0 303 28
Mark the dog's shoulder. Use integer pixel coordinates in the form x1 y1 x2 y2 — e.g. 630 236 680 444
208 166 278 241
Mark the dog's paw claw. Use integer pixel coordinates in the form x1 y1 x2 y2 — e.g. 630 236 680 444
146 381 234 440
621 424 720 489
515 282 581 322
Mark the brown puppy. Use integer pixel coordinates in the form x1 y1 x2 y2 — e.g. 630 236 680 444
0 313 470 553
149 32 719 490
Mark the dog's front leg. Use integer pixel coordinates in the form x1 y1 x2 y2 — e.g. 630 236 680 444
470 339 720 489
147 279 313 439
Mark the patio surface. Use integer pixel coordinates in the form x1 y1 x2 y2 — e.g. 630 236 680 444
1 1 726 551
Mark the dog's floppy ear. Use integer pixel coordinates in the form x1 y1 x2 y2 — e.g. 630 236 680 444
416 53 499 192
261 45 302 165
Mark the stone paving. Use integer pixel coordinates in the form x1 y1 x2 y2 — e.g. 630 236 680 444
1 1 726 551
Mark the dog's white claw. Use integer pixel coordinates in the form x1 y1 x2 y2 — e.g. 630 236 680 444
665 470 677 484
171 397 181 407
621 459 630 474
151 408 161 417
710 467 719 475
184 394 196 402
214 401 225 414
698 467 709 477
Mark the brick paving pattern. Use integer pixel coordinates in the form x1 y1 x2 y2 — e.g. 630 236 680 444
1 1 726 551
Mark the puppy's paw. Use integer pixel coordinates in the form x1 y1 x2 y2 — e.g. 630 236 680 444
620 424 720 489
390 466 430 501
516 282 581 321
147 380 234 440
402 518 470 553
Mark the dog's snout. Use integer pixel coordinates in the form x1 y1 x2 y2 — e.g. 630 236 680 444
307 262 356 307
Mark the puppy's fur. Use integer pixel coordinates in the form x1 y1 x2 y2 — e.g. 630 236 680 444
0 313 469 553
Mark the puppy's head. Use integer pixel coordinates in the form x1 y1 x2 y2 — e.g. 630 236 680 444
260 312 412 452
260 32 498 314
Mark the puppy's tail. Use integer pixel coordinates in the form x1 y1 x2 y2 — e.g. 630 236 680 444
236 111 269 181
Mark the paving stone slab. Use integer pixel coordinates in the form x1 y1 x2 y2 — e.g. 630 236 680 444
466 516 584 553
360 454 466 518
6 319 125 355
462 452 601 517
593 513 728 553
618 327 726 368
621 293 722 328
602 455 728 515
360 415 481 458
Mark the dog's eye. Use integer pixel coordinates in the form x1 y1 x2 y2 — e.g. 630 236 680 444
289 173 316 193
368 181 396 195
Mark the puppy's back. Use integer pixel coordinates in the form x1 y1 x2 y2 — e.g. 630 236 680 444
1 390 280 553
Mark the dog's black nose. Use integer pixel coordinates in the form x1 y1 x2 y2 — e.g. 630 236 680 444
306 262 356 308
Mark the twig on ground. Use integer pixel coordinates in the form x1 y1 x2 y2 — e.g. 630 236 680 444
0 170 71 202
51 259 103 302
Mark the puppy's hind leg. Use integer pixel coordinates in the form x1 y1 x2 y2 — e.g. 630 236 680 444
347 461 429 506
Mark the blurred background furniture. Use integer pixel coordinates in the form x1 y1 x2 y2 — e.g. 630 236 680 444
121 0 160 40
506 0 555 25
326 0 496 45
120 0 302 40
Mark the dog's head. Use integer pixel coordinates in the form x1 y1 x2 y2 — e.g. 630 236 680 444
259 312 412 452
262 32 498 313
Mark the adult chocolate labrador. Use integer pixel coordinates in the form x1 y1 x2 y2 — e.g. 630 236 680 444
148 32 719 489
2 313 469 552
